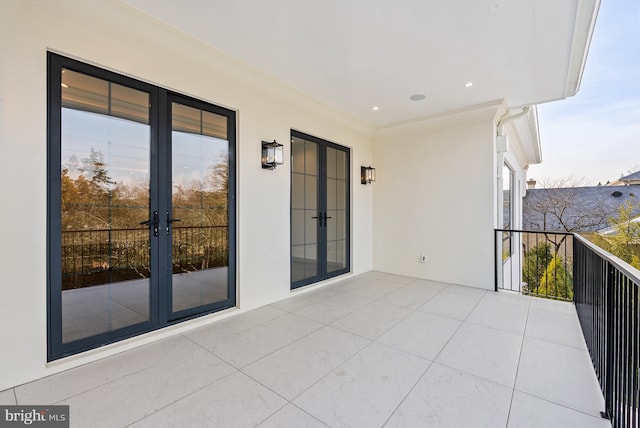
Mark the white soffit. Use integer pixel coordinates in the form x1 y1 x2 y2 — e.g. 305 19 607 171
121 0 599 128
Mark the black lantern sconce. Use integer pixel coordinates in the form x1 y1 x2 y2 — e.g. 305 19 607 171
361 165 376 184
262 140 284 170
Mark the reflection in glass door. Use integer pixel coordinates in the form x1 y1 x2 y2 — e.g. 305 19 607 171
291 131 350 288
48 53 236 360
291 137 319 283
59 69 152 345
169 100 232 317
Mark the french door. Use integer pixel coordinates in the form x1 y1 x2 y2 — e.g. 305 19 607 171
291 131 350 289
48 53 235 359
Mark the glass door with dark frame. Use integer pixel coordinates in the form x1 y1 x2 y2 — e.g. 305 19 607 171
57 68 154 346
168 99 234 319
48 53 236 360
291 131 349 289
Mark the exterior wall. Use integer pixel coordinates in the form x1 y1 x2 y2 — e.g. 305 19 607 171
372 106 499 289
0 1 373 390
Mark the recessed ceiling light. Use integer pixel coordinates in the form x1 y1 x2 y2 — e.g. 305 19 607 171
409 94 426 101
372 106 380 111
465 82 474 88
61 83 69 88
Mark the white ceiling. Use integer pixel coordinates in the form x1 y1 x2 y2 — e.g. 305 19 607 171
122 0 599 128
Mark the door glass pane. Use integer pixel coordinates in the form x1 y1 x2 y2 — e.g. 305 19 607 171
60 69 151 343
171 102 229 312
291 137 319 283
502 164 514 260
326 147 348 274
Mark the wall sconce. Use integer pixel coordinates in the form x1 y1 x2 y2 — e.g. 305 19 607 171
262 140 284 170
361 165 376 184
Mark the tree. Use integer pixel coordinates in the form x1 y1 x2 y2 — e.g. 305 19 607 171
522 242 552 293
593 199 640 269
538 255 573 300
79 148 114 190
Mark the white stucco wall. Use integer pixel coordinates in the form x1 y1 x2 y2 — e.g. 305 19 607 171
372 105 499 289
0 1 374 390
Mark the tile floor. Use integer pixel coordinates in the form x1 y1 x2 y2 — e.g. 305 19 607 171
1 272 611 428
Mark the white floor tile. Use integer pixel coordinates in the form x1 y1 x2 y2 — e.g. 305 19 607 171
380 274 417 285
418 290 484 320
436 322 522 387
516 337 605 417
331 300 412 340
385 363 512 428
443 284 489 297
359 271 389 280
205 313 323 368
530 296 577 314
466 291 530 334
378 281 446 309
15 334 202 404
243 326 370 400
508 391 611 428
340 278 405 299
8 271 608 428
185 305 288 347
525 305 585 349
294 343 430 428
294 293 374 324
329 275 375 293
257 404 329 428
377 311 461 360
130 372 286 428
64 347 235 428
272 288 343 312
0 389 16 405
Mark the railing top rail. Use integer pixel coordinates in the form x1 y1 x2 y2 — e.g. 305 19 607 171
574 233 640 284
495 228 574 236
62 225 229 233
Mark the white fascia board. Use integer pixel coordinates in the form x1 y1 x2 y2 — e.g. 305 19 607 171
503 105 541 167
527 105 542 164
565 0 601 97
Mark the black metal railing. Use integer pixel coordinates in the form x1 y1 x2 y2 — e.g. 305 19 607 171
61 225 228 290
574 234 639 428
495 228 640 427
495 229 574 301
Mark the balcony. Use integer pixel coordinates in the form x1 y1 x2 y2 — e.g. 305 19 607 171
0 272 608 427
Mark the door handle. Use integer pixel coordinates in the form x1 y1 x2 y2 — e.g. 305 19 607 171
140 211 159 236
312 213 333 227
323 213 332 227
166 211 181 235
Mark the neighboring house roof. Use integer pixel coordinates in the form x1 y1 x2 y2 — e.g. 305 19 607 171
609 171 640 186
523 185 640 232
597 216 640 235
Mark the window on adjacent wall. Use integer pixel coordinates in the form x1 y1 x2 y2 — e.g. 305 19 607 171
502 164 514 261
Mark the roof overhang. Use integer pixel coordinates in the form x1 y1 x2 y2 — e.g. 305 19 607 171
121 0 601 128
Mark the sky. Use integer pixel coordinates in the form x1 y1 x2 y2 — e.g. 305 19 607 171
63 108 228 191
527 0 640 187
